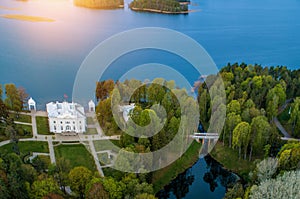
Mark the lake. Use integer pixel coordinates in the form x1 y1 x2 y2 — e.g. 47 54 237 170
0 0 300 108
1 0 298 198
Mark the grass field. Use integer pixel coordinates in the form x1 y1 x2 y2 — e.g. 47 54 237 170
10 113 32 123
210 142 260 181
152 141 201 193
93 140 120 152
36 116 52 135
86 128 97 135
87 117 94 125
54 144 96 172
0 141 49 153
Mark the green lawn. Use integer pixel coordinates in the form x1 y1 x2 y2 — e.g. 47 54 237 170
36 116 52 135
86 128 97 135
98 152 111 165
93 140 120 152
152 141 201 193
0 141 49 153
87 117 94 125
10 113 32 123
54 144 96 172
210 142 260 181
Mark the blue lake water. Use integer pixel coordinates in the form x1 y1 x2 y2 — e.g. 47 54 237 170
1 0 300 108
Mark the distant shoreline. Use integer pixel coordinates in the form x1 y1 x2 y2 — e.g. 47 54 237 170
1 14 55 22
131 7 199 14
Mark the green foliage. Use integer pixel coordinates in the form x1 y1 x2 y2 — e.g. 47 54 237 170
289 97 300 137
249 170 300 199
4 84 22 112
85 177 109 199
278 142 300 171
74 0 124 9
224 182 244 199
68 166 93 198
30 177 61 199
255 158 278 183
130 0 188 13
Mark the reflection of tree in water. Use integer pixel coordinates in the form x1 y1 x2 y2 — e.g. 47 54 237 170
156 169 195 199
203 155 238 192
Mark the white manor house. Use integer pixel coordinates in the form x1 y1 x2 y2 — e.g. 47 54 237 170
46 101 92 134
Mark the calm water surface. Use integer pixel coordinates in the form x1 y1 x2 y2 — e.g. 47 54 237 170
0 0 300 107
157 156 238 199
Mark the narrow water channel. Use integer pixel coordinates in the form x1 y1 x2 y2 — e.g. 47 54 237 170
157 155 239 199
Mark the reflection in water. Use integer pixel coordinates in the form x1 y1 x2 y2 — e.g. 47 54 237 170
157 155 239 199
203 156 239 193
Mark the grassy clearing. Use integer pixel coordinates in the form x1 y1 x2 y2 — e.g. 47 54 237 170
10 113 31 123
98 152 111 165
210 142 260 181
36 116 52 135
152 141 201 193
54 144 96 172
0 141 49 153
86 128 97 135
87 117 94 125
93 140 120 152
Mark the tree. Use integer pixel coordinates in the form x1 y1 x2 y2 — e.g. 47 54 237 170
224 113 241 147
255 158 278 183
135 193 157 199
249 116 270 160
17 87 28 110
85 178 109 199
30 177 61 199
102 177 125 199
249 170 300 199
96 80 115 101
49 157 70 194
4 84 22 112
232 122 251 159
227 100 241 115
289 97 300 137
68 166 92 199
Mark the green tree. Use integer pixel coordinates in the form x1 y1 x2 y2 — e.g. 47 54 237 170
4 84 22 112
232 122 251 159
49 157 71 194
30 177 61 199
224 113 241 147
102 177 125 199
85 177 109 199
68 166 92 199
289 97 300 137
249 116 270 160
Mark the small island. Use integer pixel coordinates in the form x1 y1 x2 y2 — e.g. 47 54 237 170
74 0 124 9
129 0 189 14
1 14 55 22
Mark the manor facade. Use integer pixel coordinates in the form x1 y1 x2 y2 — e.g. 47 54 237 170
46 101 86 134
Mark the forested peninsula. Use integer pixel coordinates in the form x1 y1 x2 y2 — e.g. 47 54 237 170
74 0 124 9
129 0 189 14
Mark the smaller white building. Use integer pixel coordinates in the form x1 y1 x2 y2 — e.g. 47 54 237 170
46 101 86 134
28 97 36 111
88 100 95 112
119 103 135 122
